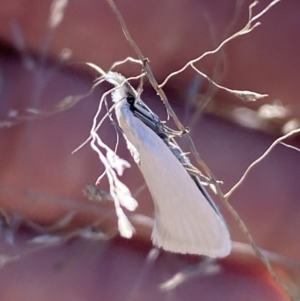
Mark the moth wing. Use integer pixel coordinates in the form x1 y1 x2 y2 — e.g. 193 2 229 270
117 103 231 257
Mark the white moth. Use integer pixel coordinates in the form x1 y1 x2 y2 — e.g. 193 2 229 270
106 72 231 257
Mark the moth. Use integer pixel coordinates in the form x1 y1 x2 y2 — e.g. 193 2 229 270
106 72 231 257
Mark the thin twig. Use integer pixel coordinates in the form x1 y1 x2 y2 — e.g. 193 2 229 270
105 0 182 128
72 73 145 154
190 64 268 101
105 0 216 180
104 1 296 300
159 0 280 88
280 142 300 153
225 128 300 199
220 189 298 301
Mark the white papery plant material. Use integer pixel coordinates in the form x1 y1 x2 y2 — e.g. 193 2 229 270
106 71 231 257
115 206 135 238
87 78 138 239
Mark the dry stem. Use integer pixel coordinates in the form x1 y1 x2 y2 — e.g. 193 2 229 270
104 0 297 300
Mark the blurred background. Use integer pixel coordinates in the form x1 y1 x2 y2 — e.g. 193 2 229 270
0 0 299 300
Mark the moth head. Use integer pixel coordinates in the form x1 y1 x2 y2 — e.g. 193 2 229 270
126 92 137 112
105 72 138 106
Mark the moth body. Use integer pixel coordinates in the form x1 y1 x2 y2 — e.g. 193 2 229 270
107 72 231 257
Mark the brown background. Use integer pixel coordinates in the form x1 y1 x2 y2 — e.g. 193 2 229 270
0 0 299 300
